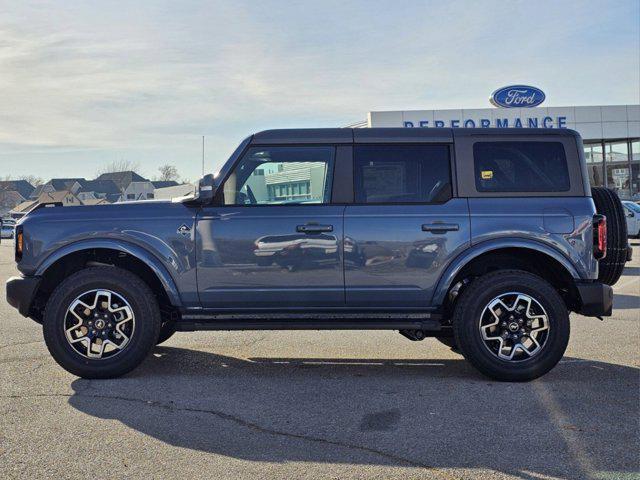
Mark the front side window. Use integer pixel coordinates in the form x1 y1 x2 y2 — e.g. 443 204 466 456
474 142 570 192
354 145 452 204
221 146 334 205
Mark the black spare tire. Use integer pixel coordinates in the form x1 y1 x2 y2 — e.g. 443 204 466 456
591 187 628 286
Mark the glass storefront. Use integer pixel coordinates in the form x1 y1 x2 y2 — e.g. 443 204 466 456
605 141 631 199
632 140 640 201
584 143 604 187
584 139 640 200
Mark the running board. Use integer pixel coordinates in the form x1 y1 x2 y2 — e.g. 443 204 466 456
175 312 445 332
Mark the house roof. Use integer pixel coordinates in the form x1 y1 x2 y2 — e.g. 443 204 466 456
151 181 179 189
80 179 121 195
0 180 35 199
37 190 76 204
29 184 46 199
81 198 108 206
153 184 195 199
10 199 38 214
47 178 86 190
96 171 148 189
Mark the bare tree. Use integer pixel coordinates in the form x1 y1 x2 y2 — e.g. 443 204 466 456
96 159 140 176
18 175 43 186
156 164 180 182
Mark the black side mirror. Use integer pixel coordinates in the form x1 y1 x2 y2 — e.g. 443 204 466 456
197 174 216 203
628 211 635 218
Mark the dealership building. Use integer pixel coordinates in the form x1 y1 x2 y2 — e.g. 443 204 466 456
353 102 640 200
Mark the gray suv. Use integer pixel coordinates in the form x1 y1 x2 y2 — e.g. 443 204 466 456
6 128 629 381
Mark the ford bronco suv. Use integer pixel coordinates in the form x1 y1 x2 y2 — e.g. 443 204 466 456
6 128 629 381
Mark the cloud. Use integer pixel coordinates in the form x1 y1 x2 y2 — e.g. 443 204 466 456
0 0 638 180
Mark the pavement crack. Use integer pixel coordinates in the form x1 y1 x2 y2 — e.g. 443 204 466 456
0 391 455 477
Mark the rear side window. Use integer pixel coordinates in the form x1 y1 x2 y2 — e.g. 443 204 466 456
473 142 570 192
354 145 452 204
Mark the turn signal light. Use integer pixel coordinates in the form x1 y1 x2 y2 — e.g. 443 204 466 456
593 215 607 260
15 227 23 262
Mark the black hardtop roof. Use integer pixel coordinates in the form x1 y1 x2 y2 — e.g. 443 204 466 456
251 128 580 144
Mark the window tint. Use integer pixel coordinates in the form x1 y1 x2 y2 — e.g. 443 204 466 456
222 146 334 205
354 145 452 204
474 142 570 192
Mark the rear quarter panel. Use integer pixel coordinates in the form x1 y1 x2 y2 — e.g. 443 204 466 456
468 197 598 279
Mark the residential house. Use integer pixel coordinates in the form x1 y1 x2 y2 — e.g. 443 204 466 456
31 178 86 199
9 199 38 219
153 183 195 200
36 190 82 207
96 171 155 201
76 180 122 203
0 180 35 200
151 181 179 189
0 180 34 217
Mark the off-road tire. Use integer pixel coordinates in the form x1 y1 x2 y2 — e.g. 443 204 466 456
43 266 161 379
453 270 570 382
591 187 628 286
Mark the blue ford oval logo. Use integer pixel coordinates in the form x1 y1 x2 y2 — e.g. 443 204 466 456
490 85 545 108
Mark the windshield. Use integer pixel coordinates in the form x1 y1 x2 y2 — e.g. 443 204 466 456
623 201 640 213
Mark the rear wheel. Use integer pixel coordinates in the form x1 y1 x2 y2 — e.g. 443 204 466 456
453 270 569 381
591 187 628 286
43 267 161 379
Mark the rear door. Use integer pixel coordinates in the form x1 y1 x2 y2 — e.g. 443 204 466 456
344 138 471 308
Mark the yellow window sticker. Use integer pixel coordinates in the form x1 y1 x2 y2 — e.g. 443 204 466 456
481 170 493 180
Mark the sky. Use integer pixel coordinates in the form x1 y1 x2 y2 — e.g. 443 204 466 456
0 0 639 182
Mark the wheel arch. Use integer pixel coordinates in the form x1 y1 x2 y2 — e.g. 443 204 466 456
432 239 581 310
32 240 182 319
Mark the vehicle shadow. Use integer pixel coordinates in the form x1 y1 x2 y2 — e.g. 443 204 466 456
614 294 640 310
67 347 639 479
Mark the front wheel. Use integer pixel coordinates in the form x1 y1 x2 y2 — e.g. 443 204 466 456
43 267 161 379
453 270 569 382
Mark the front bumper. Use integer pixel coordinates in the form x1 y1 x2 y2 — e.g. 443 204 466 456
6 275 41 317
575 281 613 317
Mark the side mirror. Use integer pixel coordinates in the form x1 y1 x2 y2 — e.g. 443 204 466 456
197 174 217 203
628 211 635 218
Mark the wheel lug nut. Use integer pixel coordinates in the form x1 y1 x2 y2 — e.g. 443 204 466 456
501 321 507 327
509 315 514 320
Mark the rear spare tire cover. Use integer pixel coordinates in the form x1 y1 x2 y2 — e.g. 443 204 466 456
591 187 628 286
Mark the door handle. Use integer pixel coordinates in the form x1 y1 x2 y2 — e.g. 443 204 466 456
422 223 459 234
297 224 333 233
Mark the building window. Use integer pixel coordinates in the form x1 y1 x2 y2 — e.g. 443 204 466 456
631 140 640 201
584 143 605 188
147 193 154 199
604 141 630 199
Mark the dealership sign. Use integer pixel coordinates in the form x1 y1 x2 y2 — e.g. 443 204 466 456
490 85 546 108
403 116 567 129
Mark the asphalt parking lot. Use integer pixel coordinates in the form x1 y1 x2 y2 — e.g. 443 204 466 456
0 241 638 480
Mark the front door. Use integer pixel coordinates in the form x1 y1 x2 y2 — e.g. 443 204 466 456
344 144 470 308
196 145 344 308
